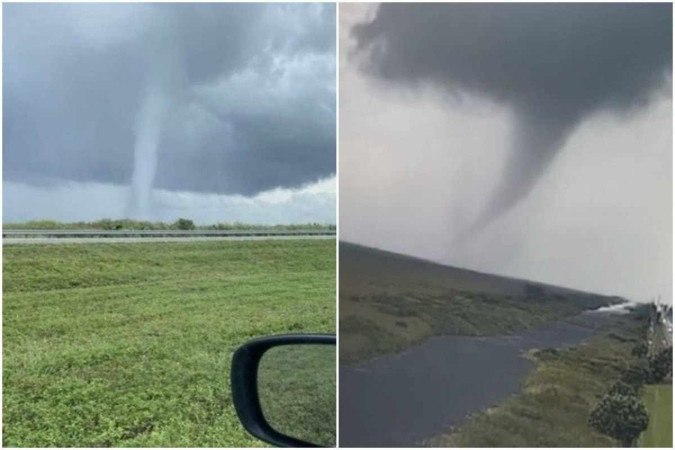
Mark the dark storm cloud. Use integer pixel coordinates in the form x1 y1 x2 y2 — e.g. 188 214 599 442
3 3 335 196
353 3 672 227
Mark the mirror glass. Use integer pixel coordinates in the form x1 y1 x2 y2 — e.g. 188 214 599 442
257 344 336 447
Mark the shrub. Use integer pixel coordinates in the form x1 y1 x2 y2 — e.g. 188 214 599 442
534 348 561 361
608 381 638 397
524 282 545 298
588 393 649 447
621 363 649 387
631 343 648 358
173 218 196 230
647 346 672 383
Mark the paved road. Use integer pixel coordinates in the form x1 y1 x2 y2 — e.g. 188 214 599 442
3 235 334 245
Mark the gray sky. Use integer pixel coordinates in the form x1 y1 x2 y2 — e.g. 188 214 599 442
3 3 335 224
340 3 672 303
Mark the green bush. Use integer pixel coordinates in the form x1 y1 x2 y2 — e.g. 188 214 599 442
608 381 638 397
631 343 648 358
524 282 546 298
172 218 195 230
588 393 649 447
621 363 649 387
647 346 672 384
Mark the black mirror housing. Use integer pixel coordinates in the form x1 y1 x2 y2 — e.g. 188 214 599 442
231 333 336 447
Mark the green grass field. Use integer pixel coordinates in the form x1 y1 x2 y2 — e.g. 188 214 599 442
430 313 648 447
639 384 673 447
3 239 335 447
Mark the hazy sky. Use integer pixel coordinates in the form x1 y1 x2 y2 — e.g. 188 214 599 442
3 3 335 224
340 3 672 303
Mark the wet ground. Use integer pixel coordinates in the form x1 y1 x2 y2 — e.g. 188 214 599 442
339 310 619 447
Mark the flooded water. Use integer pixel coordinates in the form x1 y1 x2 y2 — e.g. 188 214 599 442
339 310 618 447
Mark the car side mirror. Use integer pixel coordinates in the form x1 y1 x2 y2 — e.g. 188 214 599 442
231 334 336 447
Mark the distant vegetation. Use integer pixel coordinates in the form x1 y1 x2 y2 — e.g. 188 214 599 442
4 219 335 231
340 243 618 364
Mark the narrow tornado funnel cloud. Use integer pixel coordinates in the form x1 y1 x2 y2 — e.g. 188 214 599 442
472 110 576 231
126 20 180 219
128 85 169 218
353 3 672 230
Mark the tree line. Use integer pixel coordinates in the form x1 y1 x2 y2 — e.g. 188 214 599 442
4 219 336 231
588 309 672 447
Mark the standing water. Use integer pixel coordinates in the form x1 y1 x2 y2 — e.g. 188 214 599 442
339 310 620 447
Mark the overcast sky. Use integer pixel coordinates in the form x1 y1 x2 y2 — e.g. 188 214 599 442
3 3 335 224
340 3 672 303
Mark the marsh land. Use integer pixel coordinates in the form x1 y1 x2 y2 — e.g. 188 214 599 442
338 243 661 447
339 242 617 365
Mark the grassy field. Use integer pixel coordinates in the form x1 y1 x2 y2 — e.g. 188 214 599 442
429 312 648 447
3 239 335 447
340 242 618 364
639 384 673 447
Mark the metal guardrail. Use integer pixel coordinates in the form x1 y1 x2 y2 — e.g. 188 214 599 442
3 229 336 239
